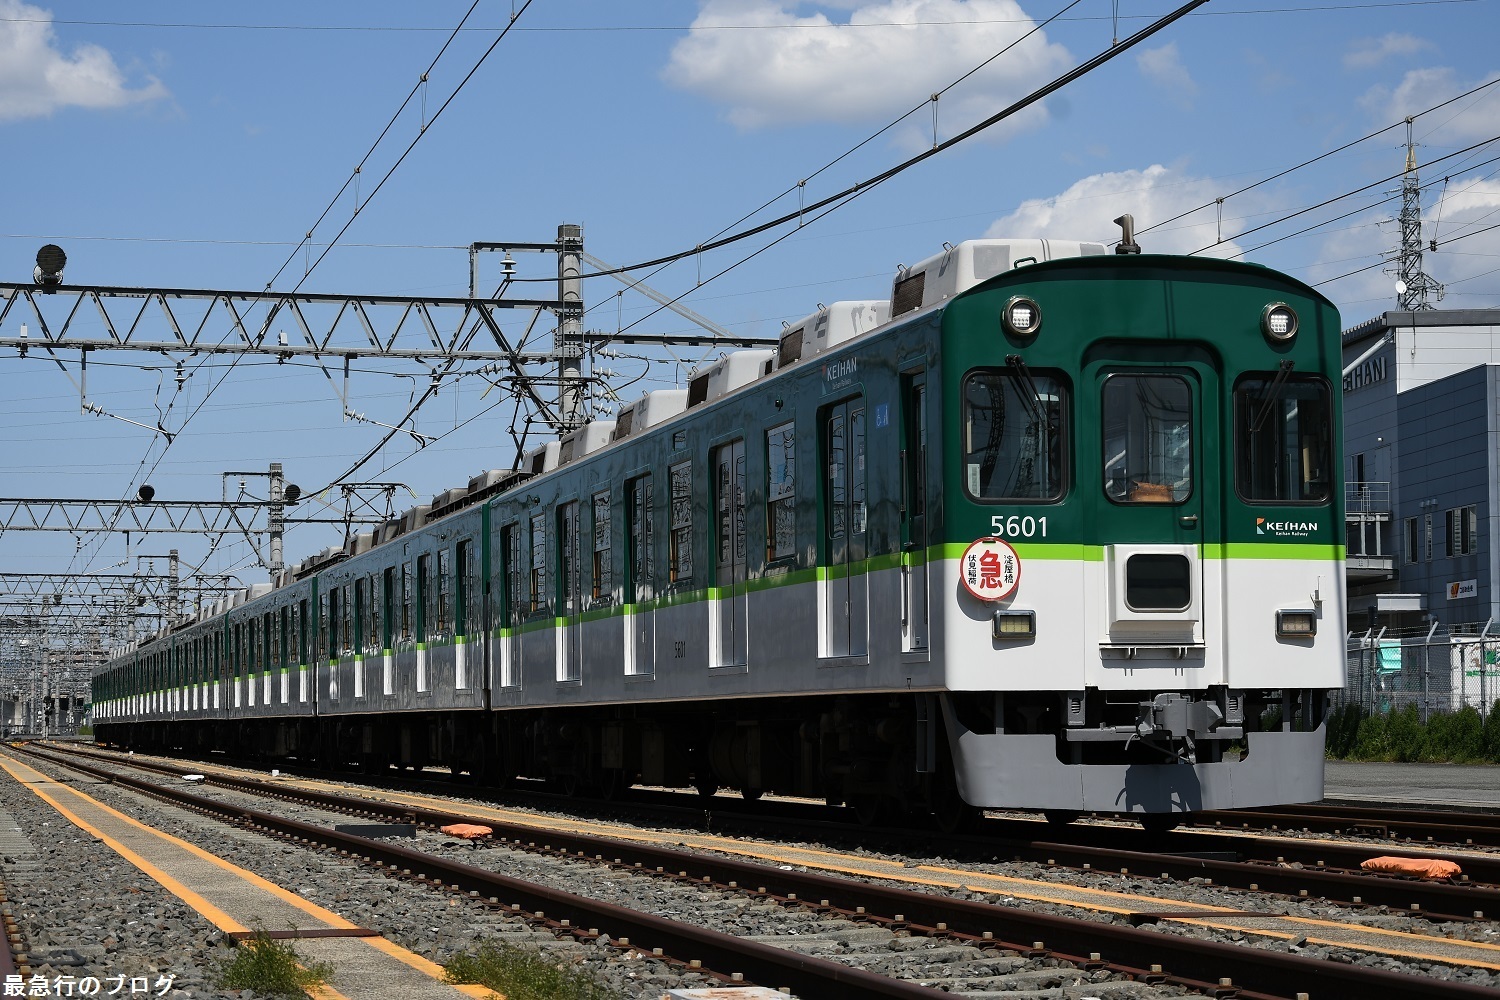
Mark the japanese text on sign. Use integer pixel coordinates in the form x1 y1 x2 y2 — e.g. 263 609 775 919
960 537 1021 601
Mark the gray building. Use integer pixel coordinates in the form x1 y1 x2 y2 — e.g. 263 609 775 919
1344 309 1500 632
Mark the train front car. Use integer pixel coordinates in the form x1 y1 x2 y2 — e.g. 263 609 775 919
936 249 1344 819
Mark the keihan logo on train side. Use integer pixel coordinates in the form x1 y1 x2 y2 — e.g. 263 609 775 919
822 357 858 393
1256 517 1320 538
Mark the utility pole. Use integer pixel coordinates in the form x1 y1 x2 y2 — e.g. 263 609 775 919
1392 118 1444 311
269 462 286 573
556 224 585 432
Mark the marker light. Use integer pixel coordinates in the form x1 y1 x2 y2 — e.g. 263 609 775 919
1261 302 1299 342
1002 296 1042 337
993 609 1036 639
1276 609 1317 637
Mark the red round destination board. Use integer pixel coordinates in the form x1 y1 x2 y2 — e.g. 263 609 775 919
959 537 1021 601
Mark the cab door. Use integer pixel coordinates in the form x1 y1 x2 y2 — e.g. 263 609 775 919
900 370 930 652
1091 355 1221 670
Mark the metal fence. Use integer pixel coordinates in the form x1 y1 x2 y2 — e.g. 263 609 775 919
1343 621 1500 719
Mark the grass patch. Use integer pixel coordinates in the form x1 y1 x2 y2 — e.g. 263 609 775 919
216 928 335 997
445 942 619 1000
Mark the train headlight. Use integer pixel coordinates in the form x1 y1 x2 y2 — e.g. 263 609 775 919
992 609 1036 639
1002 296 1042 337
1275 609 1317 637
1261 302 1299 342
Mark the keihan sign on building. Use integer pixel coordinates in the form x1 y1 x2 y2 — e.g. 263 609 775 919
1343 356 1387 393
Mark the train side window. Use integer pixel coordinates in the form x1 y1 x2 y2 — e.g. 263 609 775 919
327 588 340 659
501 522 523 625
365 574 378 652
669 461 693 584
401 563 413 640
592 491 612 603
530 513 547 612
439 548 453 634
342 584 354 653
627 475 654 603
1102 374 1192 504
354 580 366 653
456 541 473 637
457 540 475 690
766 421 796 562
962 370 1066 501
1233 374 1332 503
416 555 430 643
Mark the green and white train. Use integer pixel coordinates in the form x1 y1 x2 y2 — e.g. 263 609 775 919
94 225 1345 826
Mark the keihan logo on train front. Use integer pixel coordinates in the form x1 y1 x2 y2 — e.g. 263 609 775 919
1256 517 1320 538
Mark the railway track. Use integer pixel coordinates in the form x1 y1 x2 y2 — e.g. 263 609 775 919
60 741 1500 923
29 741 1500 1000
1186 803 1500 850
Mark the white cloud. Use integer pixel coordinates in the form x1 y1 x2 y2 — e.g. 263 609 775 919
1136 43 1196 109
0 0 168 122
1343 33 1432 71
1360 67 1500 142
984 164 1281 257
664 0 1071 141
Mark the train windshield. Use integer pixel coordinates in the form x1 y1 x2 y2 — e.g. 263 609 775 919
1102 374 1192 504
962 370 1065 501
1234 374 1333 503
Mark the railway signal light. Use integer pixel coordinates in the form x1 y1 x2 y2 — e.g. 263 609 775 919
33 244 66 291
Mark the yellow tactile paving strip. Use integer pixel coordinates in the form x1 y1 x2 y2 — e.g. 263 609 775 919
231 766 1500 972
0 753 492 1000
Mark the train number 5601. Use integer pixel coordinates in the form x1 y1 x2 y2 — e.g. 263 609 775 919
990 515 1047 538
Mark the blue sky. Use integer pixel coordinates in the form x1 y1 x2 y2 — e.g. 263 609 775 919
0 0 1496 599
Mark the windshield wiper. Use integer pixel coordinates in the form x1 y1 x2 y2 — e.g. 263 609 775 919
1005 354 1048 425
1250 359 1295 434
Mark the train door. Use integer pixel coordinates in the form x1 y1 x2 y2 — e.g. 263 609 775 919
626 474 655 676
500 522 522 688
558 501 582 682
900 370 930 652
1093 358 1219 665
713 439 748 667
823 397 869 658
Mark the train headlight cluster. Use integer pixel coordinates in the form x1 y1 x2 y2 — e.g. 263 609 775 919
992 609 1036 639
1261 302 1299 342
1275 609 1317 638
1002 296 1042 337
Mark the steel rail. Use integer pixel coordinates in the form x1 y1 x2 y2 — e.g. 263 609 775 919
16 746 945 1000
56 742 1500 921
1199 803 1500 847
34 744 1500 1000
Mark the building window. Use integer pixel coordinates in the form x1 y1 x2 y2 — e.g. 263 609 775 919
1405 517 1419 564
1448 505 1479 557
1424 513 1433 562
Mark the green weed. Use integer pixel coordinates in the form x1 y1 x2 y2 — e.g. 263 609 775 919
445 942 620 1000
216 928 335 997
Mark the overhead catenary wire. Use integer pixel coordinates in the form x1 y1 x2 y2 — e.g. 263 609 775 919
9 0 1483 33
72 1 536 577
314 0 1222 487
512 0 1214 288
1137 76 1500 242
